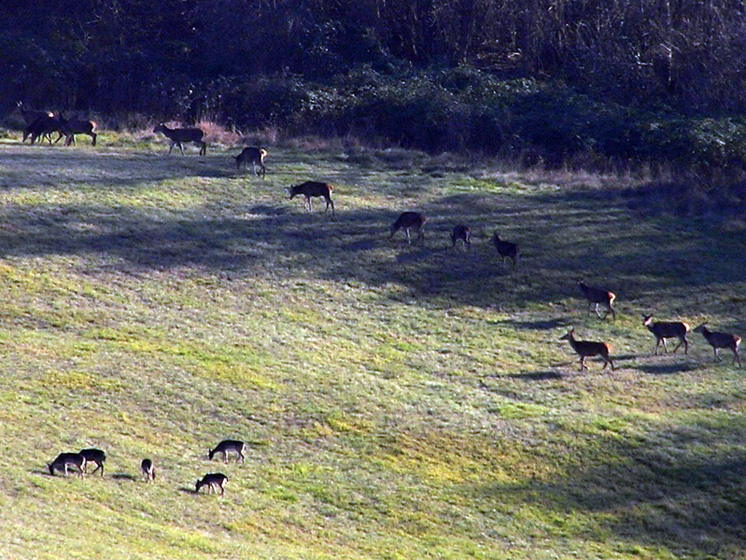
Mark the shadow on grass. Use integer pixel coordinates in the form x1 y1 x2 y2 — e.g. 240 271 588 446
465 425 746 557
500 317 572 330
111 473 137 481
506 370 564 381
178 486 197 495
0 148 744 312
631 361 701 376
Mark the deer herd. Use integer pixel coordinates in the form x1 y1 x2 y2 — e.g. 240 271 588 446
17 102 742 496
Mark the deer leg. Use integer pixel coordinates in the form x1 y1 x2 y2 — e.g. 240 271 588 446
167 142 175 155
405 228 411 244
714 347 721 361
661 338 669 353
672 338 684 354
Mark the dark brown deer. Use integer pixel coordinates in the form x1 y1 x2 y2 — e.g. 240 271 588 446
196 472 228 495
48 452 87 477
24 114 61 144
235 147 267 177
17 101 54 142
577 280 616 321
643 315 689 355
693 323 742 366
57 112 97 146
288 181 335 214
391 212 427 245
492 233 519 265
560 328 615 371
154 123 206 156
79 448 106 477
17 101 52 125
451 225 471 250
208 440 246 463
141 458 156 482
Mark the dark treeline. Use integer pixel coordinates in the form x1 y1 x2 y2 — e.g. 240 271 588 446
4 0 746 169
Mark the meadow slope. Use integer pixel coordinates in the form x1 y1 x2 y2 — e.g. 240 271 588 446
0 135 745 560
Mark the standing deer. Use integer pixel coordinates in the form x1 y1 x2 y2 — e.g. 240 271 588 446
560 328 615 371
24 114 62 144
390 212 427 245
492 233 519 265
577 280 616 321
153 123 206 156
17 101 55 142
451 225 471 250
57 112 97 146
196 473 228 495
235 147 267 177
79 448 106 477
141 458 156 482
17 101 52 125
48 452 87 477
643 315 689 355
693 323 742 366
208 440 246 463
288 181 335 215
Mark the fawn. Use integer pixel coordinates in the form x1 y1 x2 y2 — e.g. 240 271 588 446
577 280 616 321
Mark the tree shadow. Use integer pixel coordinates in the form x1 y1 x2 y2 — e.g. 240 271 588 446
462 425 746 557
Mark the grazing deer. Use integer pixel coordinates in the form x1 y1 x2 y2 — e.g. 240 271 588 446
451 225 471 249
577 280 616 321
48 452 87 477
390 212 427 245
492 233 519 265
196 473 228 495
141 458 156 482
693 323 742 366
153 123 207 156
24 114 61 144
208 440 246 463
57 112 97 146
17 102 55 143
560 328 615 371
642 315 689 355
235 147 267 177
79 448 106 477
288 181 335 215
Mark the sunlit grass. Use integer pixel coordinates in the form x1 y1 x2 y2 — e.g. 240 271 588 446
0 132 744 559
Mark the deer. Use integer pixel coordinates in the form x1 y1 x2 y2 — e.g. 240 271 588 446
141 458 156 482
451 225 471 250
79 448 106 477
208 440 246 463
577 280 616 321
196 473 228 495
492 233 519 265
560 328 615 371
57 112 97 146
48 452 87 477
153 123 206 156
390 212 427 245
24 114 62 144
642 315 689 355
17 101 53 126
693 323 742 366
288 181 335 215
235 147 267 177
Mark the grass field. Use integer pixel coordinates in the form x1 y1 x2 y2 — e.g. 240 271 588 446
0 132 744 560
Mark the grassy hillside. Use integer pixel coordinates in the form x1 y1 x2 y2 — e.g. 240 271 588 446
0 133 744 560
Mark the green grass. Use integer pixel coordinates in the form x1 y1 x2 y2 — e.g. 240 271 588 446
0 133 745 559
